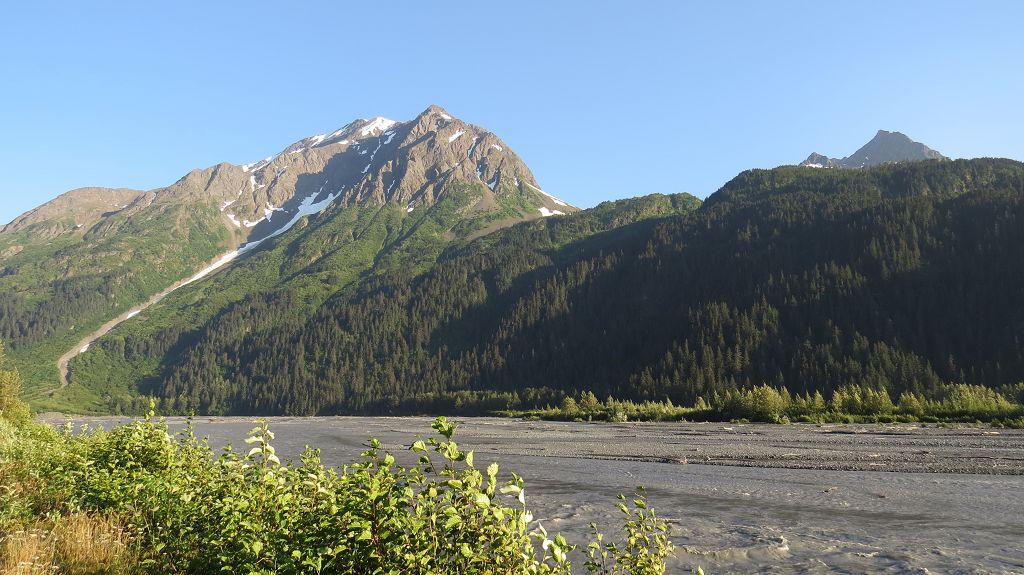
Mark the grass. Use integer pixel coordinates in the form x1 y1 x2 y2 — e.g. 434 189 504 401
1 515 140 575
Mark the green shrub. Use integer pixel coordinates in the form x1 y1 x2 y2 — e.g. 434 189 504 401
1 416 677 575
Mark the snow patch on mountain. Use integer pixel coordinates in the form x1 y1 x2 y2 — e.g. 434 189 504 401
538 207 566 217
360 117 397 136
264 203 284 221
525 182 569 207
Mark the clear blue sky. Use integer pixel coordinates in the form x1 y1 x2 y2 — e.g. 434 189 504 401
1 1 1022 224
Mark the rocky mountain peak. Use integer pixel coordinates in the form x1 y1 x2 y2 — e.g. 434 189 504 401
800 152 838 169
4 106 574 247
800 130 947 169
222 105 573 235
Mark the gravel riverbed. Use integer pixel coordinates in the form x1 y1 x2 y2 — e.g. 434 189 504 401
44 416 1024 574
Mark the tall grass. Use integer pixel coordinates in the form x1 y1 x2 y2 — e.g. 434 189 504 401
0 515 139 575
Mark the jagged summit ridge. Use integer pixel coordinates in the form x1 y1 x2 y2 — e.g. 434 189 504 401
215 104 573 245
801 130 947 169
4 105 574 242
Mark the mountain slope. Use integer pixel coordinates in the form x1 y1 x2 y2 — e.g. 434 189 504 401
3 105 572 408
801 130 947 168
0 194 233 393
77 192 699 414
116 158 1024 416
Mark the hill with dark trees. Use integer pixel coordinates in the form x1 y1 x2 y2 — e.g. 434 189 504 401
79 157 1024 415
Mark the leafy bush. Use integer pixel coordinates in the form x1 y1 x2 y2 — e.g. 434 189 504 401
0 415 677 575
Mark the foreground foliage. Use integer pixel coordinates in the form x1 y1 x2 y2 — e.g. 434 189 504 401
0 412 676 574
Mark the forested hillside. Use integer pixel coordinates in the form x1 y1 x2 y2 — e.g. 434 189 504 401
0 198 232 390
70 193 695 413
75 158 1024 415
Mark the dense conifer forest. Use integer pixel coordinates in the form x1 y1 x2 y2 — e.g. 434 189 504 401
70 159 1024 416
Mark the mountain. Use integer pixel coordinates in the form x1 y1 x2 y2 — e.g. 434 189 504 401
1 105 575 407
800 130 947 168
8 108 1023 417
79 192 702 414
76 158 1024 417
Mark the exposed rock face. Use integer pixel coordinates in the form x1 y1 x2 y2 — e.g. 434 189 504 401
228 105 550 219
800 152 839 169
800 130 947 168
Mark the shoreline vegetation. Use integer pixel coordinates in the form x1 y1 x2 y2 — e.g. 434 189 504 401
89 381 1024 430
498 384 1024 428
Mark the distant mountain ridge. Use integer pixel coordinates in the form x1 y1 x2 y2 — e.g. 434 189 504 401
800 130 947 168
4 105 572 241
